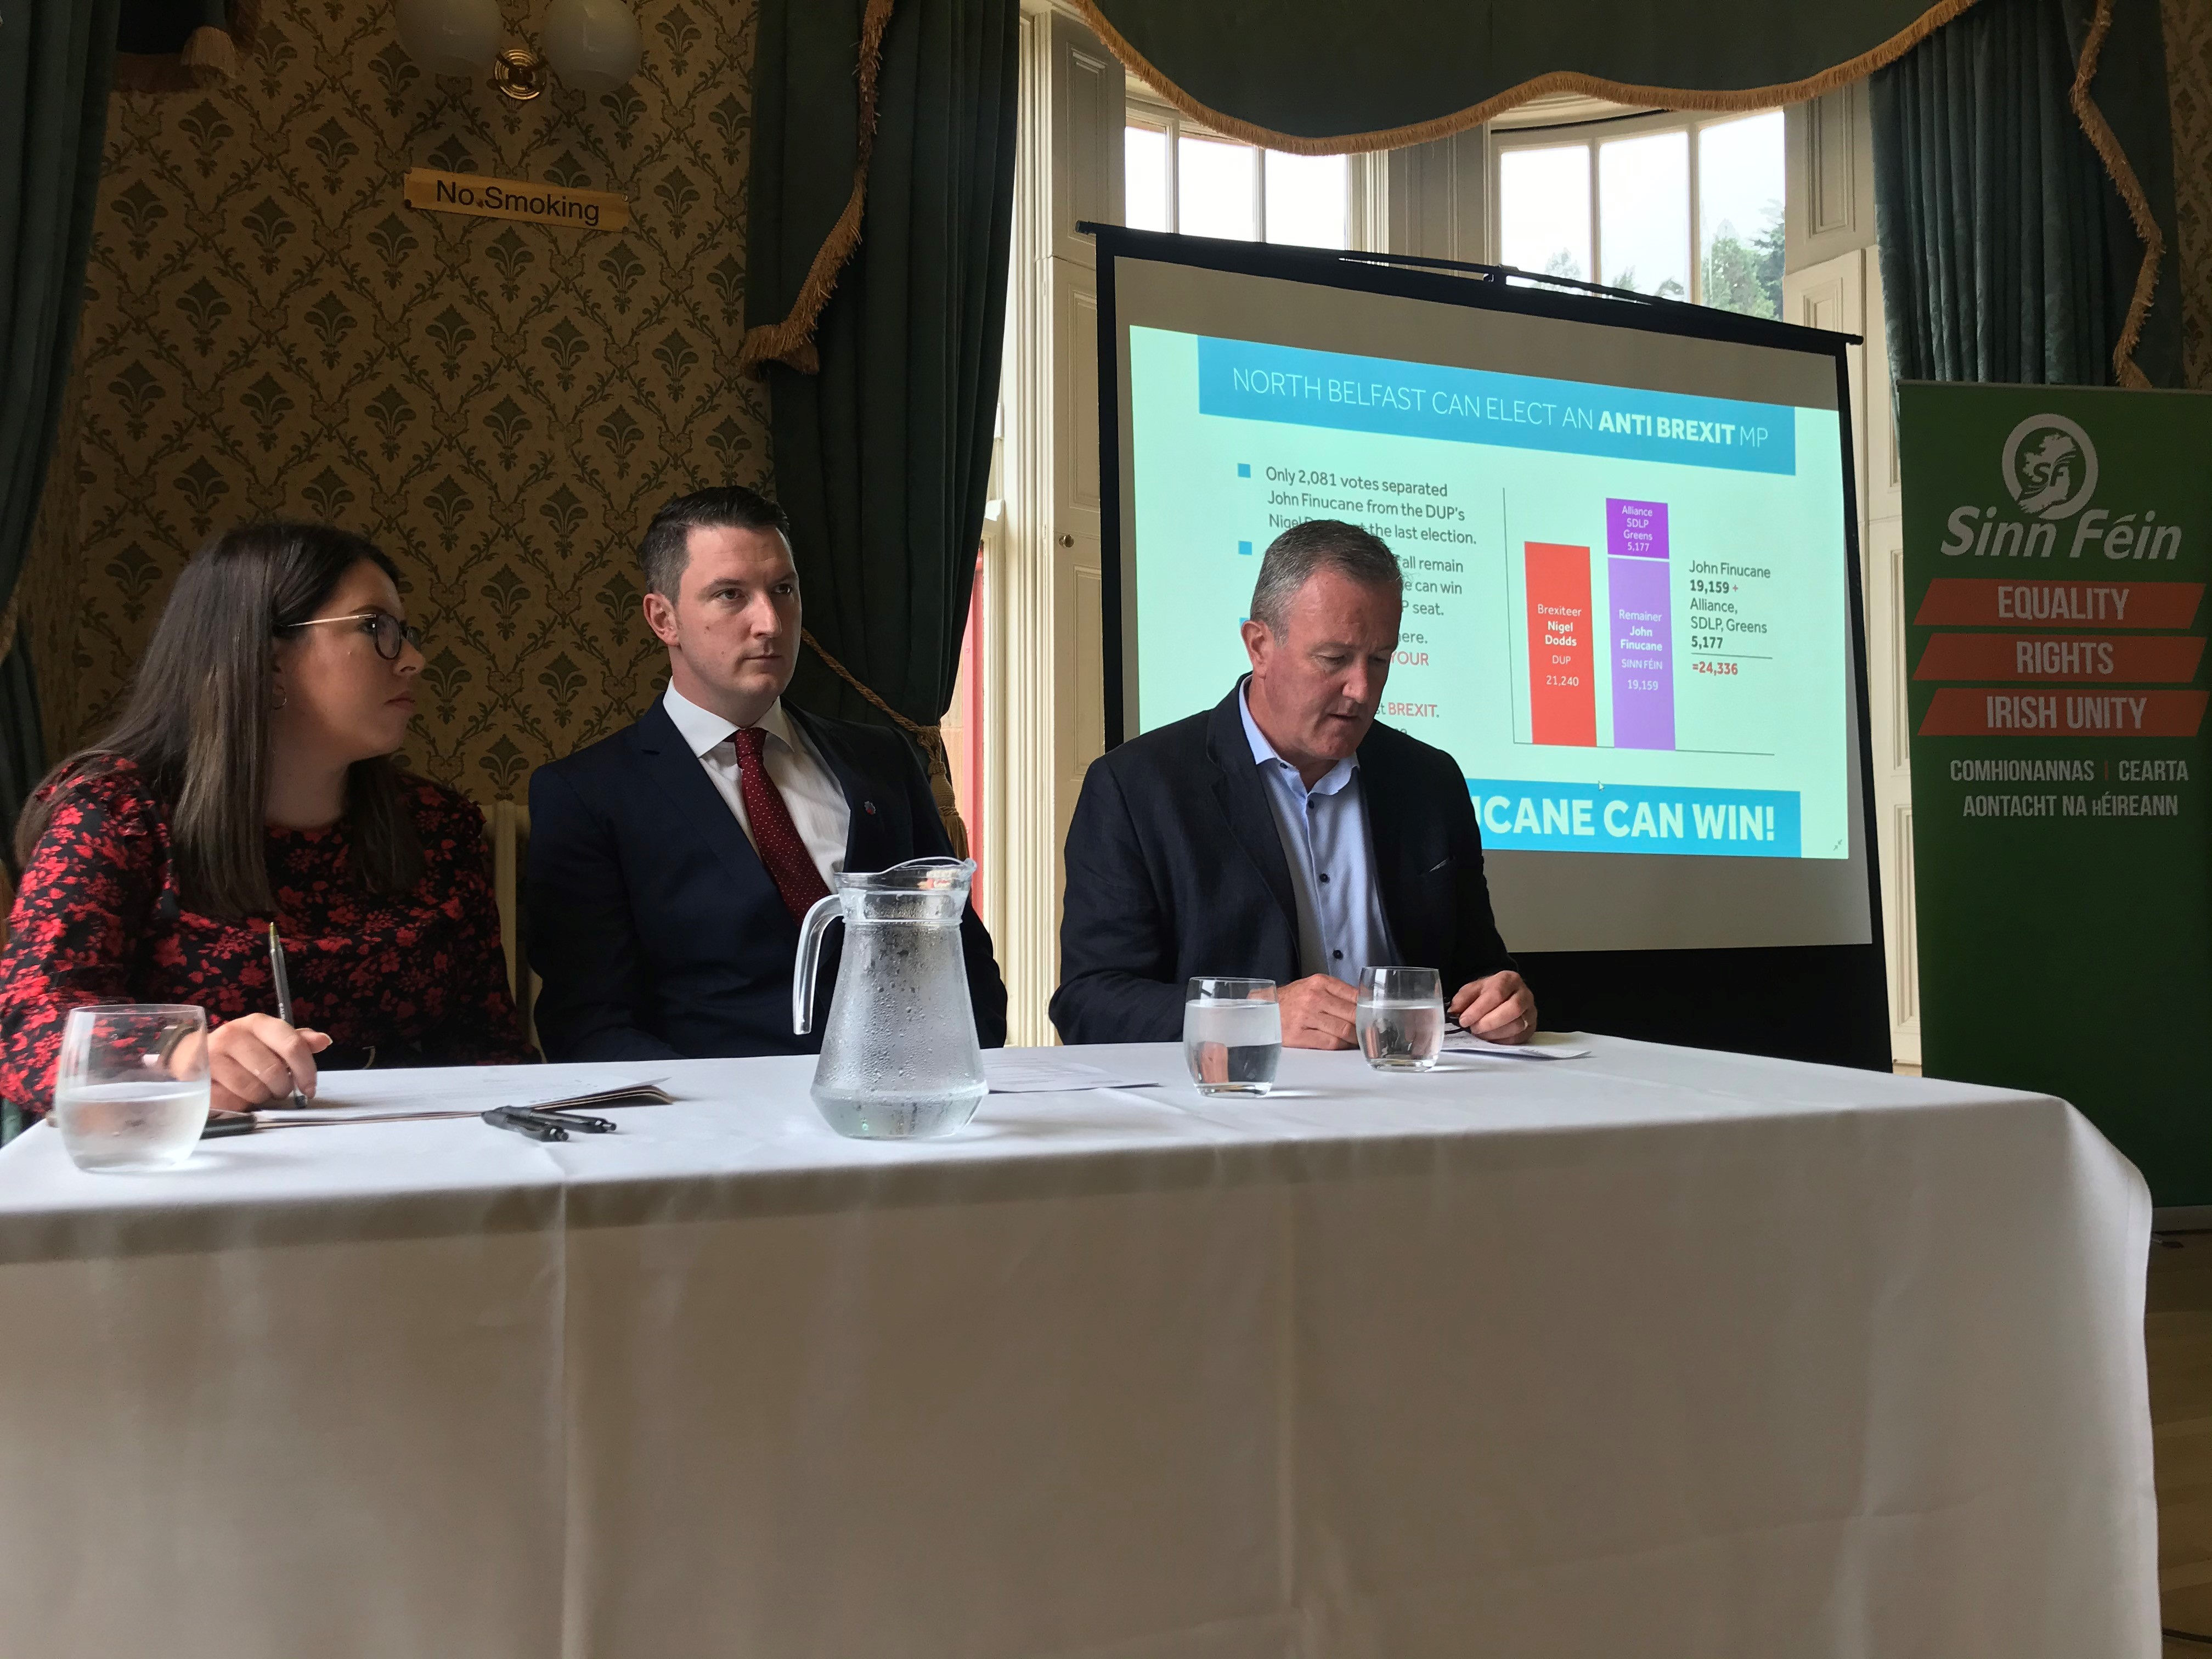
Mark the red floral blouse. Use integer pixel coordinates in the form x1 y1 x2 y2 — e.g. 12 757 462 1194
0 760 534 1111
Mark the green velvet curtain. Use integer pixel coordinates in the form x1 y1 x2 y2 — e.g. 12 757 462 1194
2 0 116 831
1869 0 2182 386
746 0 1018 751
1 0 116 1142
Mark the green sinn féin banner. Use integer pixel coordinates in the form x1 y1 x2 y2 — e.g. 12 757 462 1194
1901 383 2212 1205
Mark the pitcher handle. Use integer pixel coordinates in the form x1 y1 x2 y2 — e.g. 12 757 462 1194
792 893 844 1035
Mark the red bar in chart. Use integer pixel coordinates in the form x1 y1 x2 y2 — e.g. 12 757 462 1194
1525 542 1596 747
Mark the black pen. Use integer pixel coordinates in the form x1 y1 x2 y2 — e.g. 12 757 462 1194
267 921 311 1110
482 1106 568 1142
510 1106 617 1135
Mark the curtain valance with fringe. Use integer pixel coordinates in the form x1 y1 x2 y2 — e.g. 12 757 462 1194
1068 0 1984 153
1065 0 2180 387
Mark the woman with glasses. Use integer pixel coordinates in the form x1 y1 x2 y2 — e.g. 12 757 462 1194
0 521 534 1118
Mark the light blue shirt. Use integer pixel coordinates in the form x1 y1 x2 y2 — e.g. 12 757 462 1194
1239 685 1397 984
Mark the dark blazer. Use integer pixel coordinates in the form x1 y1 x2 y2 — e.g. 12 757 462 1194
528 698 1007 1062
1050 685 1515 1045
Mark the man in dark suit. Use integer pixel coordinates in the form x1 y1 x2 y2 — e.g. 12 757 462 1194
1052 518 1532 1049
528 486 1006 1060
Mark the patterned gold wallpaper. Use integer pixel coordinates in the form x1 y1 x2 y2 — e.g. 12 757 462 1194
2167 0 2211 390
27 0 769 801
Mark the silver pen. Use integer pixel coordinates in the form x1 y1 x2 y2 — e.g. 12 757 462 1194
267 921 311 1109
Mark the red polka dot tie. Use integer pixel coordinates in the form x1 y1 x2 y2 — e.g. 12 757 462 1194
733 726 833 925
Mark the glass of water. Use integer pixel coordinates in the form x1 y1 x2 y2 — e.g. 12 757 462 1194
53 1004 211 1172
1183 977 1282 1097
1356 967 1444 1071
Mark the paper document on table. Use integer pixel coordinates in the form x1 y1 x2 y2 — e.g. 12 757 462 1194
984 1056 1163 1094
256 1073 674 1126
1441 1030 1592 1060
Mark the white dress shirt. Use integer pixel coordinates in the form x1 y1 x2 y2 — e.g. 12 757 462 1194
1240 685 1398 984
662 683 851 889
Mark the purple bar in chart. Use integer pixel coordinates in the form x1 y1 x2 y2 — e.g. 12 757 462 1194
1606 498 1674 751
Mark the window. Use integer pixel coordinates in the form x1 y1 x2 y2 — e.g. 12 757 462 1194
1493 109 1784 318
940 548 986 913
1497 144 1592 283
1695 113 1787 318
1123 103 1352 250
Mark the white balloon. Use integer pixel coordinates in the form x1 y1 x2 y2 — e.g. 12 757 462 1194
393 0 501 77
541 0 643 92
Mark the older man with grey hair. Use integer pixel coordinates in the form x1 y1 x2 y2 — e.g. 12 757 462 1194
1051 517 1532 1048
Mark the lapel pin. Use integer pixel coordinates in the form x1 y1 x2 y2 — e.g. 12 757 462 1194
864 800 877 815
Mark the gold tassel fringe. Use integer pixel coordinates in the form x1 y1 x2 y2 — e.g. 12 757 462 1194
178 24 238 80
2069 0 2164 388
114 0 259 92
738 0 897 377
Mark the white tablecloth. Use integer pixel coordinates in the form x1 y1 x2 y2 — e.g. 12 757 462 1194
0 1038 2155 1658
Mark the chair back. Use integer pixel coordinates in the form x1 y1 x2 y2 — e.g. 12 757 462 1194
487 801 540 1054
0 863 17 1137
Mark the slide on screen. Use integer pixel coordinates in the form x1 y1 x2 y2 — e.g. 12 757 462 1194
1125 327 1854 866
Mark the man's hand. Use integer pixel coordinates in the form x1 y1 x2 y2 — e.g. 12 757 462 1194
201 1014 332 1113
1449 970 1536 1044
1278 974 1358 1049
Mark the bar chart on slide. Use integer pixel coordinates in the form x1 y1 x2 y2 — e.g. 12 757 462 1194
1519 498 1680 752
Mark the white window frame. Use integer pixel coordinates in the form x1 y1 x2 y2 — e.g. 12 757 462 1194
1489 105 1783 306
1124 91 1372 252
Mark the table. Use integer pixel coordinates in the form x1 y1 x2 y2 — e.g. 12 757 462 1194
0 1038 2157 1657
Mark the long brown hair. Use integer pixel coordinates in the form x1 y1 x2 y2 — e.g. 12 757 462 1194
18 521 425 916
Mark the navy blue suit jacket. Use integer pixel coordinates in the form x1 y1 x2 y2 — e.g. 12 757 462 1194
528 698 1007 1061
1049 687 1515 1045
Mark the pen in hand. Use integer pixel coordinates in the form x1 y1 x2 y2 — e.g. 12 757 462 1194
267 921 311 1110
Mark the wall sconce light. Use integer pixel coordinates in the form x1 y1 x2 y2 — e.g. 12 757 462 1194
393 0 641 95
540 0 643 92
394 0 501 78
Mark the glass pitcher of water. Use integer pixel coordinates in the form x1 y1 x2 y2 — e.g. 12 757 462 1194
792 857 986 1139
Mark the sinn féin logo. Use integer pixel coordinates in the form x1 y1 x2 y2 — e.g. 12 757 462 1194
2001 413 2098 520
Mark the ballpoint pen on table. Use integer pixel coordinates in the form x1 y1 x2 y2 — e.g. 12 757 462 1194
482 1107 569 1142
266 921 311 1110
481 1105 619 1140
510 1106 617 1134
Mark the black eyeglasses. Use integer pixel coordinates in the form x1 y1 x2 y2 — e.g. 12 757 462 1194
283 610 424 661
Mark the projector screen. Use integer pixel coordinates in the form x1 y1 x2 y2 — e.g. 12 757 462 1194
1098 233 1880 969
